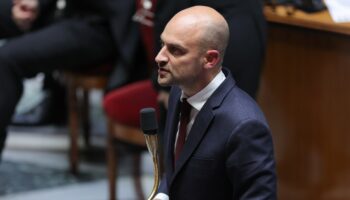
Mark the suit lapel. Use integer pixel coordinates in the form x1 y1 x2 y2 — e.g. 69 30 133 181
171 104 214 181
169 69 236 185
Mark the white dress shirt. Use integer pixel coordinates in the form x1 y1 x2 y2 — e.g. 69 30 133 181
154 71 226 200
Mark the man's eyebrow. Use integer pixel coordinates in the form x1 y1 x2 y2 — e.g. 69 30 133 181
163 41 186 51
168 43 184 49
160 35 187 51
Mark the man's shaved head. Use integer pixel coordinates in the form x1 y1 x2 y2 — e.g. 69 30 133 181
165 6 230 61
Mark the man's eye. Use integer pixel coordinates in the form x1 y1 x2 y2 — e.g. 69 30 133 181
169 46 184 56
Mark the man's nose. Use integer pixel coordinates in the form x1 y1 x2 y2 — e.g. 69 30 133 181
155 47 168 67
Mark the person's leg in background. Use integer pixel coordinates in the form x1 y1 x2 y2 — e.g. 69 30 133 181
0 0 27 159
0 0 67 126
11 71 67 125
0 17 117 157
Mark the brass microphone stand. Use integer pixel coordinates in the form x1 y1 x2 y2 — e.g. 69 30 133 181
140 107 160 200
144 134 160 200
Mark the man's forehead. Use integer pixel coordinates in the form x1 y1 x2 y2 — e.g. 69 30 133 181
162 21 201 46
161 29 187 47
166 14 200 32
160 28 186 45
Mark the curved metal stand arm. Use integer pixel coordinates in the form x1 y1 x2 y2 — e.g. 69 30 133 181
145 135 160 200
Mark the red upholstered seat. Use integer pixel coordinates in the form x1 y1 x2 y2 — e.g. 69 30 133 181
103 79 159 200
103 80 159 127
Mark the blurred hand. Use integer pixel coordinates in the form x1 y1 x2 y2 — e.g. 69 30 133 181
12 0 39 31
157 91 170 110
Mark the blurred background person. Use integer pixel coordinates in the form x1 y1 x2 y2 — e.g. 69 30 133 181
1 0 65 126
0 0 150 159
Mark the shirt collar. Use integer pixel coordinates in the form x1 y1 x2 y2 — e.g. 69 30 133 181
181 70 226 111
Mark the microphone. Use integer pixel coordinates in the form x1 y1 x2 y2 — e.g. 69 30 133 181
140 108 160 200
140 107 158 135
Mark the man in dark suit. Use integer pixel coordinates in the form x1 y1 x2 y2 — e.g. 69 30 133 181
152 0 267 147
153 6 276 199
0 0 148 157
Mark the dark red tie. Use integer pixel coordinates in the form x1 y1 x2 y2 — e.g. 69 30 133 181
174 98 192 162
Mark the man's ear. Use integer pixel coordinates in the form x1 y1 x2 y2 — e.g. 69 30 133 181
204 50 220 69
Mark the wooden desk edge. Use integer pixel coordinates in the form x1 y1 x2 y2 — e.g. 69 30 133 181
264 5 350 36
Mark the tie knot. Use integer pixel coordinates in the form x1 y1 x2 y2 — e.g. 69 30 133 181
181 98 192 117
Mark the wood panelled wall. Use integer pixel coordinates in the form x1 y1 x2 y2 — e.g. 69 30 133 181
258 8 350 199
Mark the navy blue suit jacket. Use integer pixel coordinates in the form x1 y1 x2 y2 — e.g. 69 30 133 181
159 69 276 199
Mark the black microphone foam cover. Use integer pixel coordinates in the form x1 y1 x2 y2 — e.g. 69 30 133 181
140 107 158 135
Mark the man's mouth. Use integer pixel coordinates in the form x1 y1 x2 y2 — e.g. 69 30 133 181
158 68 169 77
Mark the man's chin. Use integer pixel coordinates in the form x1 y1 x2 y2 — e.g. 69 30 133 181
158 81 170 87
158 78 171 87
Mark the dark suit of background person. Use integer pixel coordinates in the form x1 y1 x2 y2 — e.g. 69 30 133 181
153 0 267 99
0 0 63 126
159 69 276 199
0 0 149 157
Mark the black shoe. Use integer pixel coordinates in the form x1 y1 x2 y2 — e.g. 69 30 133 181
11 91 67 126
